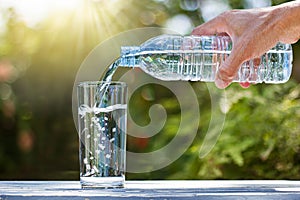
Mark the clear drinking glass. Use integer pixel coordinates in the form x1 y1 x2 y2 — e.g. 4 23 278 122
77 81 127 188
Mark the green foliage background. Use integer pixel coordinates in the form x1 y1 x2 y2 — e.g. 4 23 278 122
0 0 299 180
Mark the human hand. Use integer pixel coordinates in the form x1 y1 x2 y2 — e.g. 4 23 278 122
192 2 300 88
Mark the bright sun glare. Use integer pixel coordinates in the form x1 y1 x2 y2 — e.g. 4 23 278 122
1 0 84 27
0 0 124 55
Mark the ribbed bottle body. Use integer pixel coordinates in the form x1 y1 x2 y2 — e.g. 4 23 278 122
120 35 293 83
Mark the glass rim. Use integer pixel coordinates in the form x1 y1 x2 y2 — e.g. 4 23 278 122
77 81 127 87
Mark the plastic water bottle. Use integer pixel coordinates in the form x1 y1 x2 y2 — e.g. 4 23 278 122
119 34 293 83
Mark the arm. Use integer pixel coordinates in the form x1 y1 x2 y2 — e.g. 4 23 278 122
192 1 300 89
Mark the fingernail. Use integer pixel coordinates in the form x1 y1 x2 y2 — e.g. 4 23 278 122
240 82 251 88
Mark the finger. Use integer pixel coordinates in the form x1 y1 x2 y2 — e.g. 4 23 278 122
215 50 244 89
215 76 231 89
240 82 251 88
191 15 227 36
215 65 235 89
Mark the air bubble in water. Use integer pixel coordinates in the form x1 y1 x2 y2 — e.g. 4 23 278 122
99 144 105 150
86 164 91 170
93 166 99 173
83 158 88 164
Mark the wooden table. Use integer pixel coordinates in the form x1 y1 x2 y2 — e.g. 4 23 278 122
1 180 300 199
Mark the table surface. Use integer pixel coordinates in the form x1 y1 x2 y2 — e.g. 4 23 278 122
1 180 300 199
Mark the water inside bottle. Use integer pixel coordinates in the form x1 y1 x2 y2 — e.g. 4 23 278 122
114 48 292 83
236 50 292 83
136 50 230 81
103 44 292 84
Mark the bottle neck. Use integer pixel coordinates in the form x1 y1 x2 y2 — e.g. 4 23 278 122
119 46 140 67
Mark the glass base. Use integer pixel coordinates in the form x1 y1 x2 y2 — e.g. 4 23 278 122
80 176 125 189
